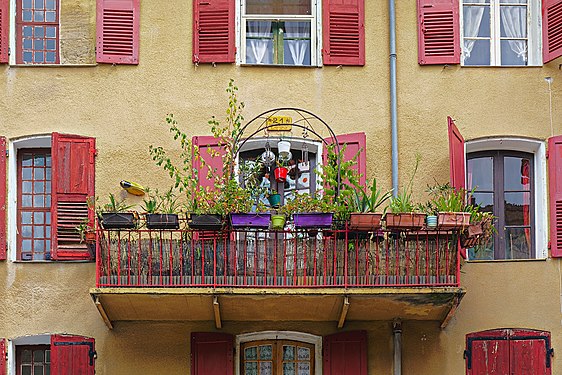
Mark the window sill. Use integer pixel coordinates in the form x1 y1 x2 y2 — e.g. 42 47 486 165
466 257 547 263
9 63 98 68
240 63 321 68
460 64 542 68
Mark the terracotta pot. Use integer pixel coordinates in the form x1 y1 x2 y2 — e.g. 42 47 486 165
348 213 383 231
437 212 471 229
384 213 426 230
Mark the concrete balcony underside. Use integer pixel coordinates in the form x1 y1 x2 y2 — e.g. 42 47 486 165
89 287 465 329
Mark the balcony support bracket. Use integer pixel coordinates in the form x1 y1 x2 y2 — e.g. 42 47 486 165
337 296 350 328
440 293 463 329
94 296 113 330
213 296 222 329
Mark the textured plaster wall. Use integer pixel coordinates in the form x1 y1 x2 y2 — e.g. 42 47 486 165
1 0 562 374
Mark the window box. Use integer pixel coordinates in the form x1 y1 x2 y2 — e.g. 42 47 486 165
437 212 471 230
100 212 137 230
188 214 224 231
229 213 271 229
145 213 180 230
384 213 426 231
349 213 383 231
293 212 333 229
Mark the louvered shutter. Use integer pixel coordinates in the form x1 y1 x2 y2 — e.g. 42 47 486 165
543 0 562 63
51 133 96 261
0 338 5 375
417 0 460 65
466 330 510 375
323 331 367 375
322 0 365 66
192 136 226 190
324 132 367 188
548 136 562 257
448 116 465 191
193 0 235 64
96 0 140 64
191 332 234 375
0 0 8 63
0 137 5 261
51 335 96 375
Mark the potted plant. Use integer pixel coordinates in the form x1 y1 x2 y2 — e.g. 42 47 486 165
268 189 281 209
76 219 95 244
426 183 472 230
349 177 393 231
98 193 138 229
271 211 286 230
274 159 289 183
461 210 495 248
282 193 335 229
142 187 180 230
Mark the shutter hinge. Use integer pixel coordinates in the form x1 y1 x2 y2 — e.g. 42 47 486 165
546 149 549 159
89 147 98 164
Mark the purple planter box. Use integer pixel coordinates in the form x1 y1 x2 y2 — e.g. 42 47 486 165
230 213 271 229
293 213 333 228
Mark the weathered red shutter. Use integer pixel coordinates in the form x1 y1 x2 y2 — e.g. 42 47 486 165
193 0 235 64
417 0 460 65
543 0 562 63
322 0 365 66
0 137 5 261
510 329 552 375
96 0 140 64
548 135 562 257
0 0 8 63
51 335 95 375
466 330 510 375
448 116 465 191
323 331 367 375
51 133 96 261
191 332 234 375
0 338 5 375
192 136 226 190
324 132 367 188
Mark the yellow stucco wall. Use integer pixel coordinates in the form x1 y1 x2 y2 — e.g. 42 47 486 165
1 0 562 373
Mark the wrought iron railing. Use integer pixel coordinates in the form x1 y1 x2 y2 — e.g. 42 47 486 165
95 223 461 288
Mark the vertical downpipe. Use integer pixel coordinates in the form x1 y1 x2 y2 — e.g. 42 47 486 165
393 319 402 375
389 0 399 195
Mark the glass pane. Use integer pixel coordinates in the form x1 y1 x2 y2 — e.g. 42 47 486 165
500 0 526 3
501 40 527 65
23 38 32 49
245 362 258 375
34 168 44 179
33 195 44 207
283 363 295 375
22 366 32 375
22 195 32 207
46 226 51 237
468 157 493 191
22 211 33 224
23 26 33 37
463 5 490 38
504 157 531 190
23 0 32 9
245 347 258 360
35 225 44 238
35 0 44 8
46 52 56 63
22 225 32 238
297 347 310 360
506 227 531 259
34 349 45 362
283 345 295 360
23 181 32 193
34 240 45 251
46 27 56 38
469 237 495 260
34 155 45 166
472 192 493 212
34 182 45 193
35 26 44 38
46 0 55 9
34 212 44 224
505 192 530 225
34 365 44 375
22 168 32 180
283 21 311 66
500 5 527 38
22 239 32 251
34 51 44 63
46 350 50 363
46 39 56 50
46 212 51 224
23 10 32 21
260 361 273 375
23 51 33 62
22 349 32 363
259 345 272 360
34 11 44 22
45 365 50 375
246 21 274 64
34 39 44 50
46 169 51 180
463 39 490 65
246 0 311 15
45 11 56 22
298 362 311 375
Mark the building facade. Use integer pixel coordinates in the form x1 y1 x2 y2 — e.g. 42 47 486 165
1 0 562 374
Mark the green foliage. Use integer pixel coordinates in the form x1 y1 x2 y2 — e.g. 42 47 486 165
352 177 393 213
99 193 135 213
141 187 181 214
280 193 335 215
388 154 421 213
425 182 475 213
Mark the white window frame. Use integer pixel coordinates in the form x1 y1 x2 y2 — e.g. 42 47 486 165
460 0 542 66
235 331 322 375
7 335 51 375
235 0 323 66
465 137 548 259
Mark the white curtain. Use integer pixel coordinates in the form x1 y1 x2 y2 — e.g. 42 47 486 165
285 22 310 65
500 2 527 62
247 21 272 64
462 0 487 60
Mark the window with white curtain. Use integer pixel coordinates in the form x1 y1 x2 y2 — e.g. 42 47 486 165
461 0 541 66
240 0 318 66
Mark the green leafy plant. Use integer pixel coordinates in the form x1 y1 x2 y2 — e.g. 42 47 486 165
280 193 335 215
99 193 135 213
388 154 421 214
425 182 475 213
352 177 393 213
75 219 94 243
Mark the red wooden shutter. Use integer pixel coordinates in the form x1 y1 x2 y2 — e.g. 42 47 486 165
51 335 95 375
0 137 5 261
543 0 562 63
324 132 367 188
0 0 8 63
191 332 234 375
322 0 365 66
193 136 226 190
548 135 562 257
323 331 367 375
510 329 552 375
0 338 5 375
193 0 235 64
448 116 465 191
417 0 460 65
51 133 96 261
96 0 140 64
466 330 510 375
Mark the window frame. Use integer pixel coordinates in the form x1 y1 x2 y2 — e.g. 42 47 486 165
236 0 323 66
15 344 51 375
459 0 542 66
240 339 315 374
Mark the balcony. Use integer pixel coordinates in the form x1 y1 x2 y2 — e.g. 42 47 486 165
90 223 465 329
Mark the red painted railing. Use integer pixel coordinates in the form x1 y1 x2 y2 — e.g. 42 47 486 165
95 225 461 288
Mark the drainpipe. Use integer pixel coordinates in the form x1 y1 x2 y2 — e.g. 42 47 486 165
393 319 402 375
389 0 399 196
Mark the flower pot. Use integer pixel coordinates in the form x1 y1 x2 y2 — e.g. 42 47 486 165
293 213 333 229
85 231 96 243
437 212 471 229
146 213 180 230
100 212 137 229
426 215 438 229
277 140 292 160
467 223 483 237
268 193 281 208
229 213 271 229
349 213 383 231
189 214 224 230
274 167 288 182
271 214 286 230
384 213 426 231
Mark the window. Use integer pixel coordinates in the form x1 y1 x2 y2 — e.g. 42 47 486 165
461 0 541 66
16 345 51 375
241 339 314 374
465 329 553 374
17 149 52 261
241 0 316 65
15 0 59 64
467 151 534 259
